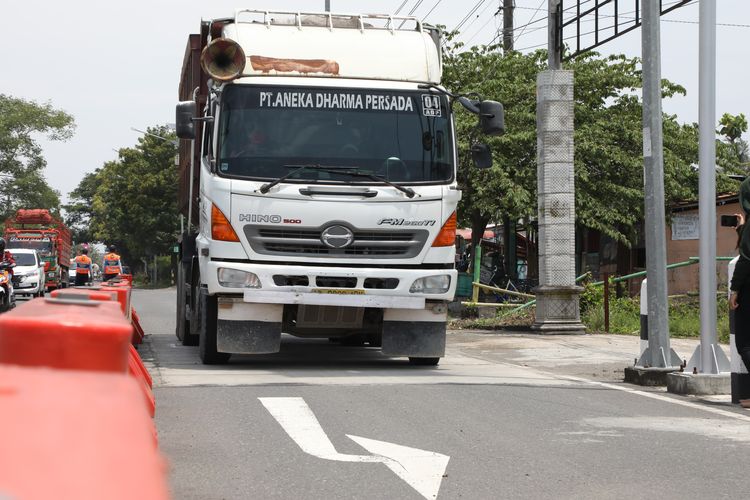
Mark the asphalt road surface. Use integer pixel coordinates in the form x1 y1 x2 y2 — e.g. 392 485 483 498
133 288 750 500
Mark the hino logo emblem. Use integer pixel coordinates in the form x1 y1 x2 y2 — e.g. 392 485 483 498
320 225 354 249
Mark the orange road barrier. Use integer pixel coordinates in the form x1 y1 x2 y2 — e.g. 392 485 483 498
0 364 169 500
119 273 134 285
131 307 145 344
128 348 155 418
99 282 132 318
0 298 132 373
129 344 153 388
51 288 118 303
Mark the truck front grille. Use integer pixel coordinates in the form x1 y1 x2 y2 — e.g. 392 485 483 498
244 225 428 259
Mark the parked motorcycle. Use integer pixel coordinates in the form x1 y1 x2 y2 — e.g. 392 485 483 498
0 262 16 312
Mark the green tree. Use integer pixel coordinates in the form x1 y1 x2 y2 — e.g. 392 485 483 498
441 44 703 253
0 169 62 220
442 37 543 249
0 94 74 218
64 168 101 243
717 112 748 176
89 126 178 265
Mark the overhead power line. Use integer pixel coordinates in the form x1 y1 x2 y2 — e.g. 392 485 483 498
459 0 498 41
454 0 490 33
393 0 410 16
421 0 443 22
406 0 426 15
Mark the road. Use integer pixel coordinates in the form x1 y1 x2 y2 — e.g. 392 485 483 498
133 288 750 500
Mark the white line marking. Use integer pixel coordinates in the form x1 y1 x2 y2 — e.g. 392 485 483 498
259 397 450 499
559 375 750 423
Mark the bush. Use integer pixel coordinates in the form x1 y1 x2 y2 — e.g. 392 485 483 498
582 284 731 343
580 281 605 314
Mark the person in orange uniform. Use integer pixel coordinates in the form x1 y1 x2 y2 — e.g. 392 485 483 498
102 245 123 282
74 247 93 286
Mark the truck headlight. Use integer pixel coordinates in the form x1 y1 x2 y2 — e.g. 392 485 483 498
409 275 451 294
217 268 261 288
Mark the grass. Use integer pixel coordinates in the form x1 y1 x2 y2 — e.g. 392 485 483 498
449 284 731 344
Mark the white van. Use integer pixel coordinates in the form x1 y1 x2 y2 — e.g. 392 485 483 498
10 248 46 297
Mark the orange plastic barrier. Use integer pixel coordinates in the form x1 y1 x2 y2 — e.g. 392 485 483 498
99 282 132 318
0 298 132 373
51 288 118 303
119 273 134 285
0 365 169 500
129 344 153 387
128 351 155 418
132 307 145 344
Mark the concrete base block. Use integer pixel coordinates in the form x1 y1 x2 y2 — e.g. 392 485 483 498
529 322 586 335
531 285 585 335
624 366 680 386
666 372 731 396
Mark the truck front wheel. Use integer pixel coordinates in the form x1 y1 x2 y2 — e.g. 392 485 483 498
196 288 231 365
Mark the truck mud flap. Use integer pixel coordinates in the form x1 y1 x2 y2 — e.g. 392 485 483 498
216 320 281 354
180 232 198 263
381 321 446 358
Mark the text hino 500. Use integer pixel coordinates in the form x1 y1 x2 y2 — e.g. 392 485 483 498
175 9 503 364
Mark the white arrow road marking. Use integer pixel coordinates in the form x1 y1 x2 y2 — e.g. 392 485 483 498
259 397 450 500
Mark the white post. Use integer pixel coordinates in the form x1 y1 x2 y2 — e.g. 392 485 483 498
639 278 648 356
688 0 730 374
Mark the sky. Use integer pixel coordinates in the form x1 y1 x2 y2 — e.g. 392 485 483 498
1 0 748 204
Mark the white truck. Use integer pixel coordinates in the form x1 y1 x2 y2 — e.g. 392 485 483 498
175 9 503 365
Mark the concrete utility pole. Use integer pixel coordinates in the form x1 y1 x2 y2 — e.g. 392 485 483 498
688 0 731 374
547 0 561 69
503 0 514 52
532 0 584 334
636 0 680 369
325 1 330 12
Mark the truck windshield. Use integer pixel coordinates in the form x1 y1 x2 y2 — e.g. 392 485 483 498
7 238 53 254
217 86 453 184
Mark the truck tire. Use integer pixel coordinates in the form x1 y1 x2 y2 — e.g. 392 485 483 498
196 288 231 365
176 263 198 346
408 357 440 366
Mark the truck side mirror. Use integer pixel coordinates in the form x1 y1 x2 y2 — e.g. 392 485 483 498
471 143 492 169
176 101 197 139
479 101 504 136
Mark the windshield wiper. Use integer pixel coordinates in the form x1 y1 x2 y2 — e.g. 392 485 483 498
259 164 417 198
327 169 418 198
258 164 353 194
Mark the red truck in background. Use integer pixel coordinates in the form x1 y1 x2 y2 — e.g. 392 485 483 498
4 209 72 291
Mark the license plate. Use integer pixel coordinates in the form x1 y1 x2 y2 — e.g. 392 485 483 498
311 289 365 295
17 283 32 288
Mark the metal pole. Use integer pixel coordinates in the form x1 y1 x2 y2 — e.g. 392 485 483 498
603 272 610 333
548 0 561 69
689 0 731 374
699 0 717 372
638 0 677 368
325 0 330 12
472 246 482 303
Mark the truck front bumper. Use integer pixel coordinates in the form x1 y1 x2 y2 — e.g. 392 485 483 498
203 260 457 308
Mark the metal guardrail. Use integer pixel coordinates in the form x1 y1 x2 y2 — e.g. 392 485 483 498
461 256 736 321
